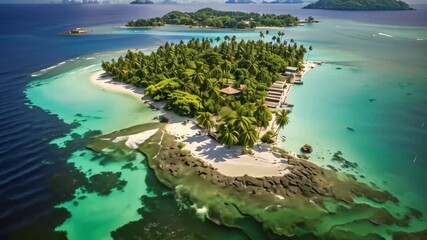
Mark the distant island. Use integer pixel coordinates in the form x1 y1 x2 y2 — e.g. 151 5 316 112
303 0 413 10
130 0 154 4
263 0 304 3
225 0 256 4
160 0 178 4
126 8 307 29
61 0 100 3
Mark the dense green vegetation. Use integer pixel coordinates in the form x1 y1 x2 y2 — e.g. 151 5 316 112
102 33 303 148
126 8 300 29
303 0 413 10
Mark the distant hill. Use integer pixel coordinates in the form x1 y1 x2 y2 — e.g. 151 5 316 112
303 0 413 10
130 0 154 4
225 0 256 4
263 0 303 3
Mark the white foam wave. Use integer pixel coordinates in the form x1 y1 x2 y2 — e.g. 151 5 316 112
40 61 66 72
85 57 96 60
378 32 393 38
80 64 96 72
416 38 423 41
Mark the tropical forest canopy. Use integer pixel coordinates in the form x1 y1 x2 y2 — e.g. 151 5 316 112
126 8 301 29
102 33 306 148
303 0 413 10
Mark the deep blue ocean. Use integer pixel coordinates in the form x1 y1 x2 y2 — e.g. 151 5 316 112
1 3 426 239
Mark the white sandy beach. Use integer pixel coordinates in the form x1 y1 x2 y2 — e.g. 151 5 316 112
165 121 291 177
90 70 145 100
89 62 318 177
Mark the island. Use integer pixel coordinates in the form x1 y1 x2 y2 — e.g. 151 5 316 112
263 0 304 4
82 33 423 238
101 33 307 130
130 0 154 4
303 0 414 10
126 8 304 29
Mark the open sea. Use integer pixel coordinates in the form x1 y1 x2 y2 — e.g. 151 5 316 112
0 2 426 239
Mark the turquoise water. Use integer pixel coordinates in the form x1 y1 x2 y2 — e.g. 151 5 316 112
23 19 427 239
25 52 159 239
282 20 427 231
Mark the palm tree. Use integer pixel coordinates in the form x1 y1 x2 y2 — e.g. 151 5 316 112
246 57 259 76
217 124 239 148
224 35 230 42
239 126 259 149
275 109 290 134
209 65 223 80
197 111 215 135
231 106 255 132
259 31 265 39
306 46 313 62
243 103 257 117
254 103 272 134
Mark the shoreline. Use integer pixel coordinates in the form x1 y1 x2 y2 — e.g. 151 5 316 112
115 26 158 29
282 61 321 104
88 61 319 177
117 24 307 31
90 70 145 101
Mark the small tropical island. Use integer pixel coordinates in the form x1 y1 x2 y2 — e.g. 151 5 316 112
126 8 308 29
101 33 307 134
83 32 425 238
130 0 154 4
303 0 414 10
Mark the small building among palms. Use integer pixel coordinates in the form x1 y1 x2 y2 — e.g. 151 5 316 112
218 85 245 95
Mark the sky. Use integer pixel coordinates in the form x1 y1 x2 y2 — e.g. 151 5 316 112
0 0 422 3
0 0 223 3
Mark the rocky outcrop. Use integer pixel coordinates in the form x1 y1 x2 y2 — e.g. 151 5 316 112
148 133 398 204
84 124 420 239
300 144 313 153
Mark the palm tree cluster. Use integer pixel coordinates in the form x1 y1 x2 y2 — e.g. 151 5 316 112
127 8 300 29
102 32 305 148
